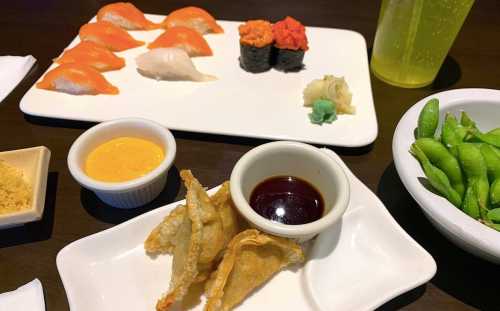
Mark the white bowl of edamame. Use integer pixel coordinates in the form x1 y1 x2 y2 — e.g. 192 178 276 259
393 88 500 264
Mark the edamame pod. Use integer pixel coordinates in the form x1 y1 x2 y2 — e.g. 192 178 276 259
415 138 465 197
493 146 500 158
441 113 466 156
417 98 439 139
471 128 500 148
462 183 481 219
491 179 500 208
487 208 500 223
479 144 500 182
460 111 477 141
457 143 490 218
460 111 476 129
410 143 462 208
488 128 500 136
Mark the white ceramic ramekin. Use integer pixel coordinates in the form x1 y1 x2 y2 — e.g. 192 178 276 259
68 118 176 208
230 141 350 241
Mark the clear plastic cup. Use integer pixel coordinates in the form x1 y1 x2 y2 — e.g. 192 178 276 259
371 0 474 88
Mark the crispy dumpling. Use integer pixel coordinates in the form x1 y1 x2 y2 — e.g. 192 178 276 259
144 204 186 254
79 21 144 52
145 182 242 256
36 63 119 95
97 2 159 30
154 170 225 311
161 6 223 35
209 182 243 247
204 229 304 311
156 206 202 311
54 41 125 72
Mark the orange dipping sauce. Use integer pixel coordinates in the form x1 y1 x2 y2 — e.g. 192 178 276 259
85 137 164 182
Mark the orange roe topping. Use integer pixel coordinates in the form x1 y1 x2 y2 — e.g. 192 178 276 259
238 20 273 48
272 16 308 51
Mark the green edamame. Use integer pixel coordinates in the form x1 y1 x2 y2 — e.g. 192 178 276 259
460 111 477 141
479 144 500 182
488 128 500 136
460 111 476 128
457 143 490 218
415 138 465 197
462 183 481 219
417 98 439 139
491 179 500 208
410 143 462 208
471 128 500 148
487 208 500 223
493 146 500 158
441 113 466 156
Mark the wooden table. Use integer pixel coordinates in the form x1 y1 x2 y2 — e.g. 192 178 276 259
1 1 499 310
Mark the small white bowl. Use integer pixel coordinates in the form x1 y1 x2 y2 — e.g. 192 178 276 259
68 118 176 209
230 141 350 241
393 88 500 263
0 146 51 228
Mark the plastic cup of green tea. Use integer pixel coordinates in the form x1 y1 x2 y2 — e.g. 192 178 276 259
370 0 474 88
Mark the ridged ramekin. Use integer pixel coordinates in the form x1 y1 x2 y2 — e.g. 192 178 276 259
68 118 176 208
230 141 350 242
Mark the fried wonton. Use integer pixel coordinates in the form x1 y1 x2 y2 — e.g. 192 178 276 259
204 229 305 311
209 181 243 247
145 204 186 254
153 170 234 311
145 181 242 256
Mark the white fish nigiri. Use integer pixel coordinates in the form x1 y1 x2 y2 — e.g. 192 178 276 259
135 48 216 82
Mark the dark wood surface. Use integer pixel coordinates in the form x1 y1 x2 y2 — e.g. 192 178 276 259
1 0 499 310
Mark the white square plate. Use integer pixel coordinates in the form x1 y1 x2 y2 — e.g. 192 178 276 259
56 149 435 311
0 146 51 228
20 15 377 147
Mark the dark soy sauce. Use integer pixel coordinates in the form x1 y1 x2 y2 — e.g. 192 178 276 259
249 176 324 225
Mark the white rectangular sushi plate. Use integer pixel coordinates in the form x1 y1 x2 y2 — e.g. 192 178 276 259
20 15 377 147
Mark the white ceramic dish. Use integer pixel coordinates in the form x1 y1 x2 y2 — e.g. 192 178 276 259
57 149 435 311
20 15 377 147
67 118 176 208
0 146 51 228
230 141 350 241
393 88 500 264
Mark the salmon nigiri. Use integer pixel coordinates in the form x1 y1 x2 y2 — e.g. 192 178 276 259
161 7 223 35
148 26 212 57
97 2 159 30
79 21 144 52
54 41 125 72
36 63 119 95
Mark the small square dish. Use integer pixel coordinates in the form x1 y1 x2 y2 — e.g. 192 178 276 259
0 146 51 228
56 149 435 310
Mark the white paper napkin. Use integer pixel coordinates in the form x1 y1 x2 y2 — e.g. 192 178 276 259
0 55 36 103
0 279 45 311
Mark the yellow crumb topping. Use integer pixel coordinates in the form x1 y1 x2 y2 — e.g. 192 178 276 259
0 160 32 215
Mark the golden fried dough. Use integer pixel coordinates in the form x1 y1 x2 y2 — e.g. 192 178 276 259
155 170 226 310
210 182 243 247
145 204 186 254
204 229 305 311
157 210 202 310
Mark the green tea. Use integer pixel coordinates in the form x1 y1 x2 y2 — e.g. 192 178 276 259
371 0 474 88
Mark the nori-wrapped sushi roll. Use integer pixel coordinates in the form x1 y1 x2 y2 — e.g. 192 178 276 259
272 16 308 72
238 20 273 73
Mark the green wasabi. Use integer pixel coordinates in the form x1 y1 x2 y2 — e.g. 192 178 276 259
309 99 337 125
